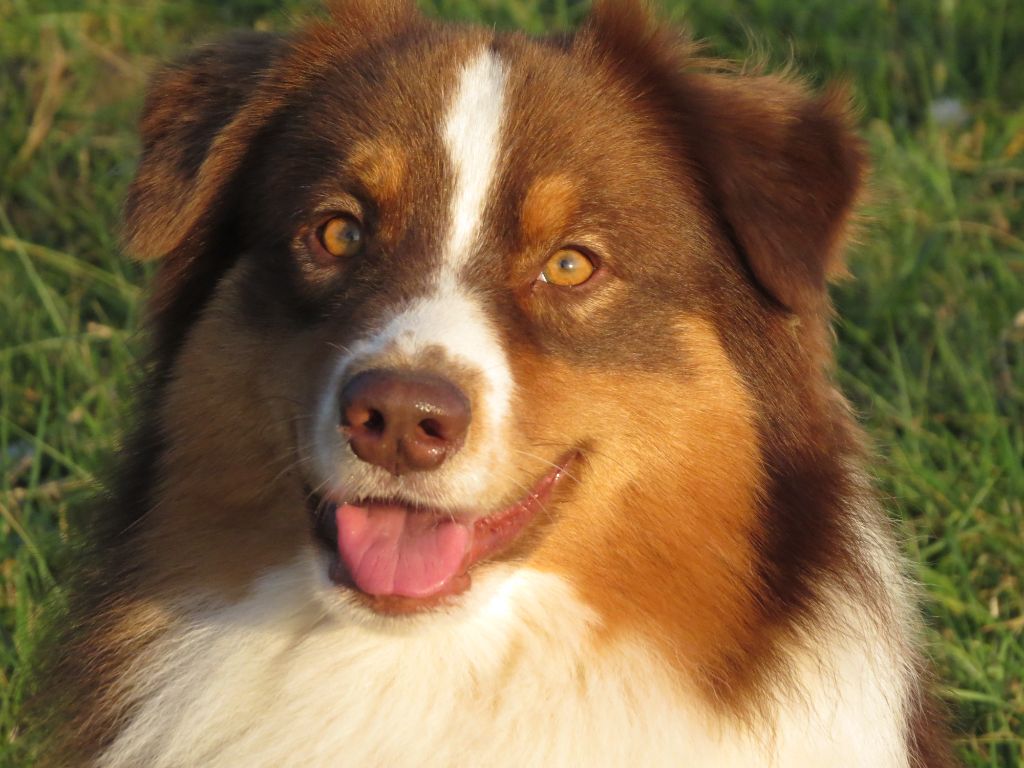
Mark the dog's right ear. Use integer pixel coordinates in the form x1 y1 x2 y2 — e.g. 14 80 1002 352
123 31 285 340
123 0 420 347
123 32 282 264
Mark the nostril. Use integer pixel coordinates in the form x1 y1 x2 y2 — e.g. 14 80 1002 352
364 409 386 435
340 404 386 434
418 418 445 441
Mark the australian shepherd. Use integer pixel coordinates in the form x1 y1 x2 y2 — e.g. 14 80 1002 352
38 0 955 765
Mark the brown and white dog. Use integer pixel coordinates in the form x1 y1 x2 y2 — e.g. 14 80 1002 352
40 1 955 765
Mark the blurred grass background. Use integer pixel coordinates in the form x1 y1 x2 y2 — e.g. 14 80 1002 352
1 0 1022 764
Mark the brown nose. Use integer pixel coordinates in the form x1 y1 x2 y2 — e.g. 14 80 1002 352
339 369 471 475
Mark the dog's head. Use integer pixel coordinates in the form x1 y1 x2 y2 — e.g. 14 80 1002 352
126 0 865 689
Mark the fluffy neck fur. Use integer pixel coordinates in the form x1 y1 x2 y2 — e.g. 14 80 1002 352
92 543 914 768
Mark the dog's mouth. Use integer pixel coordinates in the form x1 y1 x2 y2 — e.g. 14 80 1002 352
309 455 575 612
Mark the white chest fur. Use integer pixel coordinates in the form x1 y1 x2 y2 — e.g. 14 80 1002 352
97 552 911 768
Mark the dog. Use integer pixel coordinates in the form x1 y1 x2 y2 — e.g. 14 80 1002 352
38 0 955 765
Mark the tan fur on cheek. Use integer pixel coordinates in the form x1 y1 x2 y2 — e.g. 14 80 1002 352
512 316 767 706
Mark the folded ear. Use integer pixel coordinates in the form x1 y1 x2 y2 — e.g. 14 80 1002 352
123 0 420 352
125 0 420 260
125 33 293 353
673 75 866 315
122 31 286 356
581 0 866 315
123 32 283 264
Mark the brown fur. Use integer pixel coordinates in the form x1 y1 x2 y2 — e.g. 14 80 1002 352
516 319 767 706
35 0 956 764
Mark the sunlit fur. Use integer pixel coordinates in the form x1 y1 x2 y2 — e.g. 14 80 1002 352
95 556 915 768
38 2 953 766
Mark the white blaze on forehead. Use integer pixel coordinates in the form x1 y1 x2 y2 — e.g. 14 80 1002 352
310 45 515 507
442 46 508 272
376 43 512 432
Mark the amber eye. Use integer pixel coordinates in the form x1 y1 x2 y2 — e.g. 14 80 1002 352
317 215 364 258
540 248 596 287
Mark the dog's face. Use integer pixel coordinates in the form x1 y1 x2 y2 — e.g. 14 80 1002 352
126 0 864 680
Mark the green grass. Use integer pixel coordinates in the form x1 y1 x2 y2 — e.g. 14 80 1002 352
1 0 1022 764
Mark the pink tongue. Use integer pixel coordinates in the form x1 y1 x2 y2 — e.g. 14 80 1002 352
335 503 472 598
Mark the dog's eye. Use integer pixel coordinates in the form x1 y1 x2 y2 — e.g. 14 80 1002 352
539 248 596 287
317 215 364 258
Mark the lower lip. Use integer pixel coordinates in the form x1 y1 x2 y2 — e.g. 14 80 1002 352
319 456 576 613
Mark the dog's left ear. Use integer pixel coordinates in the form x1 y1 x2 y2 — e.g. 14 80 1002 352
580 0 866 316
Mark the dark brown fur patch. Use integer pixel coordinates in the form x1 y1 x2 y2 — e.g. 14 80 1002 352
36 0 952 762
